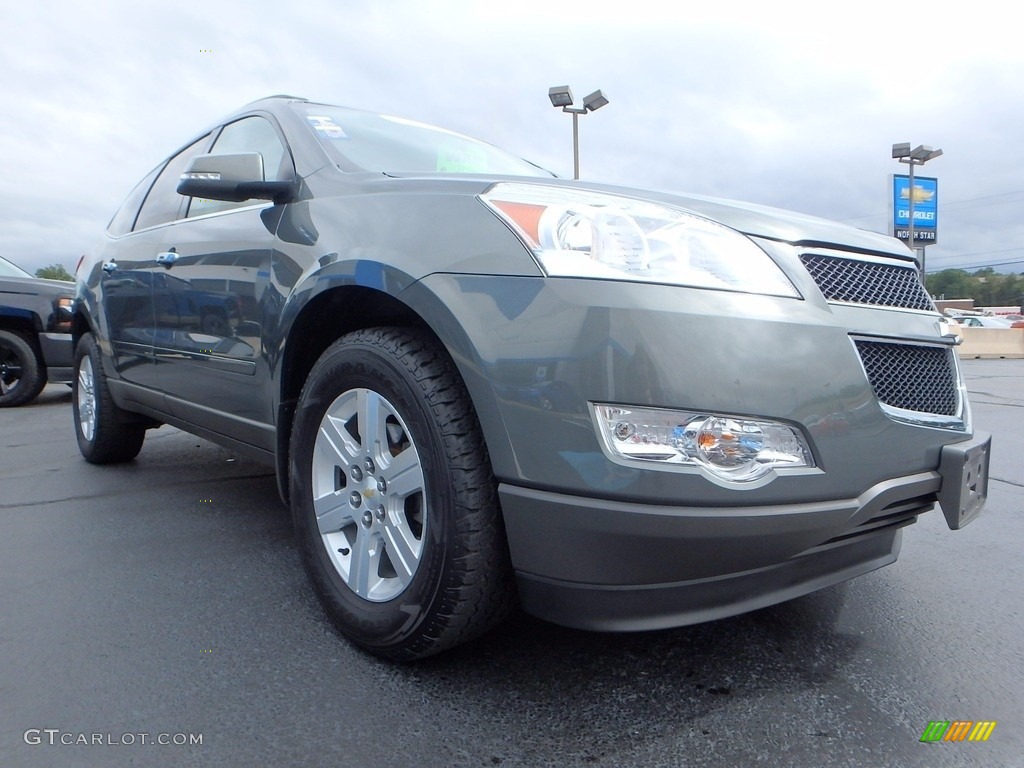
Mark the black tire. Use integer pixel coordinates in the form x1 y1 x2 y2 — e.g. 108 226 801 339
73 332 146 463
0 330 46 407
290 327 515 661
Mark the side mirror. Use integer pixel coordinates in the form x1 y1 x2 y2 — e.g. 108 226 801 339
176 153 295 204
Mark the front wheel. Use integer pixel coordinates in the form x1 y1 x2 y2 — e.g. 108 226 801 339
0 330 46 407
73 333 146 463
290 327 515 661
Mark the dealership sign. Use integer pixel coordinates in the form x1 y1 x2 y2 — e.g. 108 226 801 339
891 174 938 245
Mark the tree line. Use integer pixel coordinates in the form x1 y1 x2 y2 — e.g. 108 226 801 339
926 268 1024 308
34 263 74 282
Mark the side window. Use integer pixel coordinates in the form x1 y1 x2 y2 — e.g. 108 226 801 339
107 165 161 236
133 135 211 231
187 116 291 218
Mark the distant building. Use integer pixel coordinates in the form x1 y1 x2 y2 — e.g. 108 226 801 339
935 299 975 315
934 299 1022 317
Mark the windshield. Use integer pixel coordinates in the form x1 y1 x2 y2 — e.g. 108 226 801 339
0 256 32 278
292 104 554 178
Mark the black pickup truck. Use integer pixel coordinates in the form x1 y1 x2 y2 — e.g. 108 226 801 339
0 256 75 407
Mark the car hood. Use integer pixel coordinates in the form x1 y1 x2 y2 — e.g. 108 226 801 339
557 180 913 261
377 173 913 262
646 190 911 260
0 275 75 296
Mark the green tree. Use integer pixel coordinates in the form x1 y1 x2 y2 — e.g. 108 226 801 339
971 269 1022 306
34 263 74 282
926 269 972 300
1006 273 1024 307
930 268 1024 307
989 273 1024 306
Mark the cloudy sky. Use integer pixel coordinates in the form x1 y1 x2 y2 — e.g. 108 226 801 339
3 0 1022 277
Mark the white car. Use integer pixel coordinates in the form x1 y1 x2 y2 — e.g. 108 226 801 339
957 316 1014 328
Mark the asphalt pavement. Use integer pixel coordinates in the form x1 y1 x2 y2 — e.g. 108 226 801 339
1 359 1021 768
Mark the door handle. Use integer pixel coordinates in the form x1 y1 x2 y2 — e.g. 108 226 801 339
156 249 179 268
101 261 118 274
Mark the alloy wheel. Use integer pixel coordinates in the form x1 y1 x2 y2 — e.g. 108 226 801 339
311 387 427 602
77 355 97 441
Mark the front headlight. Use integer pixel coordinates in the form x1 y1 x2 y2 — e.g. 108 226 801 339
53 296 74 333
481 182 799 297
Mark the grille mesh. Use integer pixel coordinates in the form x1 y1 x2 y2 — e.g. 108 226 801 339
855 340 959 416
801 253 933 310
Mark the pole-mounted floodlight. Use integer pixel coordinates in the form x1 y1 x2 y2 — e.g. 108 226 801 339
549 85 609 179
911 145 942 162
548 85 574 108
582 89 609 112
892 142 942 277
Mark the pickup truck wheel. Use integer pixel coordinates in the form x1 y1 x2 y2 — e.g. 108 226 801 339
0 330 46 407
73 333 146 463
290 327 514 661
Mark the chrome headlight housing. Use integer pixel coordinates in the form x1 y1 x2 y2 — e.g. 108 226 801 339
481 183 799 297
592 404 815 487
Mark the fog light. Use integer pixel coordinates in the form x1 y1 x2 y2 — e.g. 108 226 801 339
592 404 813 485
694 417 763 468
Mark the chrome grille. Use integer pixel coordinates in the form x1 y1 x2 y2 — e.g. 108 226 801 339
855 340 959 416
801 253 933 311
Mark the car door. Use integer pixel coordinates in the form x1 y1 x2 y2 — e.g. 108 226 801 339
150 115 293 449
98 137 211 391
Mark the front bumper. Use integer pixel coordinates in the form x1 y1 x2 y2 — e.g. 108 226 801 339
419 273 968 506
499 428 990 631
411 268 984 629
500 471 938 631
39 331 74 382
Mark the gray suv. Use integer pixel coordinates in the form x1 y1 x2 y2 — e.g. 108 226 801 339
73 96 990 660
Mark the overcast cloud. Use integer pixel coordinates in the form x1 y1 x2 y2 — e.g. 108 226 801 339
2 0 1022 277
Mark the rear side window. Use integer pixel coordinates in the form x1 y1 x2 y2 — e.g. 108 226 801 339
107 165 160 236
133 135 211 231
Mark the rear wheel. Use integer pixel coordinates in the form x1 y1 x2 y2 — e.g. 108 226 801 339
290 327 515 661
73 333 146 463
0 330 46 407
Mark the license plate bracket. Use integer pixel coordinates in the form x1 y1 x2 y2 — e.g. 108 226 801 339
938 433 991 530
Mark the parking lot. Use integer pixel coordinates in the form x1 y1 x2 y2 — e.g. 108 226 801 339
1 358 1021 768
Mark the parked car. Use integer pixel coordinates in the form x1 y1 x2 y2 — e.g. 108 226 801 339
0 255 74 406
957 315 1020 329
73 96 991 660
994 314 1024 328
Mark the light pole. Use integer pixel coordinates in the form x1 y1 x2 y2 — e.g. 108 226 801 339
892 142 942 278
548 85 609 180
